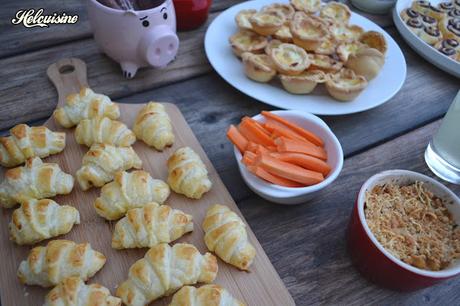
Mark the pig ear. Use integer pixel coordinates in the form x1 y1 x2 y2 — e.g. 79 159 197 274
123 10 138 17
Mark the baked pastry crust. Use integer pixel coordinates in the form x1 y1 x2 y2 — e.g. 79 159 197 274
438 1 455 12
420 14 438 27
280 70 327 94
250 10 285 36
336 40 365 62
411 0 432 15
325 68 368 101
439 17 460 39
270 43 310 75
116 243 218 306
290 0 321 14
291 12 329 51
169 285 245 306
435 38 460 50
262 3 295 20
400 8 421 21
359 31 388 54
320 2 351 24
265 39 283 55
0 124 65 168
273 22 293 42
309 54 343 72
17 239 106 287
75 117 136 147
426 5 445 20
229 30 268 57
419 25 442 45
405 18 424 36
242 52 277 83
235 9 257 30
329 23 364 42
345 47 385 80
315 36 337 55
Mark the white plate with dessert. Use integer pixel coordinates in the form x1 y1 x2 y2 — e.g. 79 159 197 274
205 0 406 115
394 0 460 78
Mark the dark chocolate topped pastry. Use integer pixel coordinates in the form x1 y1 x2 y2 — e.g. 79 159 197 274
407 18 424 28
443 38 460 48
406 8 421 18
424 25 441 36
439 2 454 11
438 46 456 56
422 15 437 25
448 9 460 17
412 0 432 14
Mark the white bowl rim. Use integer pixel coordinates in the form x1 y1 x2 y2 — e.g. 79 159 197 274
233 110 344 199
357 169 460 278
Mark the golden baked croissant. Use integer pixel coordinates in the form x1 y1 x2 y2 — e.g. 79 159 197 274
167 147 212 199
94 170 170 220
116 243 218 306
169 285 245 306
112 202 193 249
18 239 106 287
76 144 142 190
75 117 136 147
54 87 120 128
0 124 65 167
203 204 256 271
133 102 175 151
44 277 121 306
9 198 80 245
0 157 74 208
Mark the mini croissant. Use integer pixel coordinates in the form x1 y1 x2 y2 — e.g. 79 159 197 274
75 117 136 147
0 124 65 167
9 198 80 245
169 285 245 306
0 157 74 208
18 239 106 287
94 170 170 220
133 102 175 151
112 202 193 249
203 204 256 271
76 144 142 190
116 243 218 306
44 277 121 306
167 147 212 199
54 87 120 128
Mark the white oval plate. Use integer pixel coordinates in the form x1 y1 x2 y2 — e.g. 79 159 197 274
205 0 407 115
394 0 460 78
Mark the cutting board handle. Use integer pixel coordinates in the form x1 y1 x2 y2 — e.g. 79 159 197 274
47 58 89 107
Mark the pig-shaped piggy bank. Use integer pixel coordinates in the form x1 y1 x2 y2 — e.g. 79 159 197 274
86 0 179 78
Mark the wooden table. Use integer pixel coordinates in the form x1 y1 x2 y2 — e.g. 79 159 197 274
1 0 459 305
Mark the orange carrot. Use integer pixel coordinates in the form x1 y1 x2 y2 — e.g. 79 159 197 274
227 125 248 153
246 141 258 153
270 152 331 176
239 120 275 147
256 153 324 185
264 120 306 142
255 145 270 155
242 151 256 166
261 111 324 147
247 165 303 188
242 116 271 136
275 137 327 161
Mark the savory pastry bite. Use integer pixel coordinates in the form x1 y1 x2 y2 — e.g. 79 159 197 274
17 239 106 287
439 17 460 39
437 45 459 59
270 43 310 75
133 102 175 151
438 1 455 12
346 47 385 80
400 8 422 21
359 31 388 54
290 12 329 51
203 204 256 271
249 10 285 36
411 0 432 14
435 38 460 50
167 147 212 199
94 170 170 220
0 157 74 208
0 124 65 168
273 22 293 42
242 52 277 82
419 25 442 45
290 0 321 14
75 116 136 147
265 39 283 55
315 37 337 55
405 18 425 35
9 198 80 245
420 14 438 27
426 5 445 20
262 3 295 20
116 243 218 306
320 1 351 24
169 285 245 306
229 30 268 58
112 202 193 249
54 87 120 128
309 54 343 73
329 23 364 42
325 68 368 101
280 69 326 94
235 9 257 30
336 40 365 62
44 277 121 306
76 144 142 190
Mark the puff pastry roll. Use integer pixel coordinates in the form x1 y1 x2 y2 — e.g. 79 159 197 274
9 198 80 245
0 124 65 167
44 277 121 306
116 243 218 306
112 202 193 249
76 144 142 190
169 285 245 306
0 157 74 208
54 87 120 128
203 204 256 271
18 239 106 287
75 117 136 147
133 102 175 151
167 147 212 199
94 170 170 220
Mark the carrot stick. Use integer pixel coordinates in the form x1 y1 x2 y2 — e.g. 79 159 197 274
242 117 271 136
256 153 324 185
261 111 324 147
255 145 270 155
264 120 306 142
275 137 327 161
247 165 303 188
246 141 258 153
270 152 331 176
239 120 275 147
242 151 256 166
227 125 248 153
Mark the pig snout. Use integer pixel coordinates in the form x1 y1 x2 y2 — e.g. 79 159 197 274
140 25 179 68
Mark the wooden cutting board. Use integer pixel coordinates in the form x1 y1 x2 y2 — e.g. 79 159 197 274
0 58 294 306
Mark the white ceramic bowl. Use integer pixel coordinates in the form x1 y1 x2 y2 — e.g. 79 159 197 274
233 110 344 205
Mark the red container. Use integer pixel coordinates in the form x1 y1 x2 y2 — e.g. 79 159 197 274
173 0 212 31
347 170 460 291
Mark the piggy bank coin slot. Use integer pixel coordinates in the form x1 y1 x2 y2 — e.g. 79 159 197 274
59 65 75 75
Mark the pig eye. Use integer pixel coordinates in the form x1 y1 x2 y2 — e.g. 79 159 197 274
142 20 149 27
163 13 168 20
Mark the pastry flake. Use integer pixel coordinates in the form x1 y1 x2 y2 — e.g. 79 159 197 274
264 39 283 55
242 52 277 82
309 54 343 72
320 1 351 24
329 23 364 42
250 10 286 36
325 68 368 101
280 69 326 94
75 116 136 147
273 22 293 42
262 3 295 20
229 30 268 58
270 43 310 75
290 0 321 14
235 9 257 30
290 12 330 51
336 40 365 62
169 285 245 306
